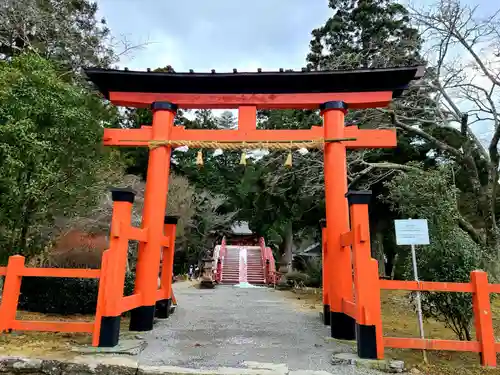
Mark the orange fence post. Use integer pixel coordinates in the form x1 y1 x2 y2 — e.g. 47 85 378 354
0 255 25 332
321 101 355 340
319 219 330 326
370 259 384 360
130 101 177 332
98 188 135 347
156 215 178 319
92 250 110 347
471 270 496 367
346 190 380 359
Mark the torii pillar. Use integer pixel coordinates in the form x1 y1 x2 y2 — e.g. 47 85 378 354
321 101 355 339
129 102 176 331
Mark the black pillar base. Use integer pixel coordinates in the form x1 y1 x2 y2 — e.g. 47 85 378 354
323 304 331 325
129 305 155 331
330 312 356 340
98 316 121 347
356 323 377 359
155 298 172 319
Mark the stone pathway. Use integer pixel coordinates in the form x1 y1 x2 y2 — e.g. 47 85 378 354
137 283 385 374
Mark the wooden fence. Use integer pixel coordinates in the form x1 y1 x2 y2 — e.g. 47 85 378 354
329 190 500 367
0 188 179 347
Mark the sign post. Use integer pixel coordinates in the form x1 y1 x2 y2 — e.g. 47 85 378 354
394 218 430 363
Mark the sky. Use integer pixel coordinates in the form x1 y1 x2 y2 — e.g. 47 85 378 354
95 0 330 72
95 0 493 73
95 0 497 148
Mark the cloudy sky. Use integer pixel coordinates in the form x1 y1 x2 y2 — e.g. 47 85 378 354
96 0 329 72
95 0 492 73
94 0 495 144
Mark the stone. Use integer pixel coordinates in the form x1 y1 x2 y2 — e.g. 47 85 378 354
138 365 217 375
40 360 63 375
72 339 147 356
55 356 138 375
388 360 405 373
217 368 282 375
242 362 288 374
331 352 406 373
409 368 421 374
59 361 97 375
0 357 42 373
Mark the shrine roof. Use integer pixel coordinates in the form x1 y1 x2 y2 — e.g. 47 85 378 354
83 66 425 99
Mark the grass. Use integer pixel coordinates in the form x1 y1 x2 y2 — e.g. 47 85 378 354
0 279 196 358
284 287 500 374
0 311 133 358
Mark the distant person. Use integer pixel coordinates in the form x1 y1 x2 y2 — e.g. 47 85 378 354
195 265 200 279
188 265 194 280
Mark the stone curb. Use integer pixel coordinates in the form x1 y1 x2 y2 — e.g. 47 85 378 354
0 356 340 375
331 352 405 373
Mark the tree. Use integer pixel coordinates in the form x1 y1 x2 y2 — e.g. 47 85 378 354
386 0 500 255
307 0 422 70
0 0 124 71
217 111 237 129
0 53 122 261
302 0 457 277
185 190 237 263
383 165 490 340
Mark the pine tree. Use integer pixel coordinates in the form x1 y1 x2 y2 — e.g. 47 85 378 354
307 0 422 70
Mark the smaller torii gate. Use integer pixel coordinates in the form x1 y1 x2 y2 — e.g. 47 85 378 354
84 65 423 354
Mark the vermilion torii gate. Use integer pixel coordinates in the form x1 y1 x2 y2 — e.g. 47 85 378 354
85 66 423 346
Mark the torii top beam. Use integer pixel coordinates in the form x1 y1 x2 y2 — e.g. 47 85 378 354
84 66 424 149
84 66 424 110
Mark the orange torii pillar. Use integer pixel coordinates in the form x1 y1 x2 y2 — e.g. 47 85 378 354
319 219 330 326
99 188 136 346
129 102 177 331
155 215 178 319
346 190 383 360
321 101 355 340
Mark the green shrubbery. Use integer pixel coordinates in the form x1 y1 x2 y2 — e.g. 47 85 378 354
18 273 135 315
287 258 322 288
384 166 494 340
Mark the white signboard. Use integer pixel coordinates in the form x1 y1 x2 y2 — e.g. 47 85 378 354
394 219 430 246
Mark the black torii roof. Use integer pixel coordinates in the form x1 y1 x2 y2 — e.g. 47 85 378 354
83 66 425 99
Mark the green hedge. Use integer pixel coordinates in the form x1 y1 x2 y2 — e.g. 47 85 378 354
18 273 135 315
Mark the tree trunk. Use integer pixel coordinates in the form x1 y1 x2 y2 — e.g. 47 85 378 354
372 231 386 277
278 221 293 274
479 176 499 255
18 198 36 255
390 253 399 280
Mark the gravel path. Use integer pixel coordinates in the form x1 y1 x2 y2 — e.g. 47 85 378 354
138 283 383 374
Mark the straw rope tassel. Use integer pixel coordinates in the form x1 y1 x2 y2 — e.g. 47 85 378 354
239 142 247 166
239 151 247 166
284 151 292 168
196 150 204 167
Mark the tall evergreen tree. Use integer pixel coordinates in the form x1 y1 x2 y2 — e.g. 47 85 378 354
303 0 437 275
307 0 422 70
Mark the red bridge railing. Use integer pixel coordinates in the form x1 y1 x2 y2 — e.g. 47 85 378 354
259 237 278 285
